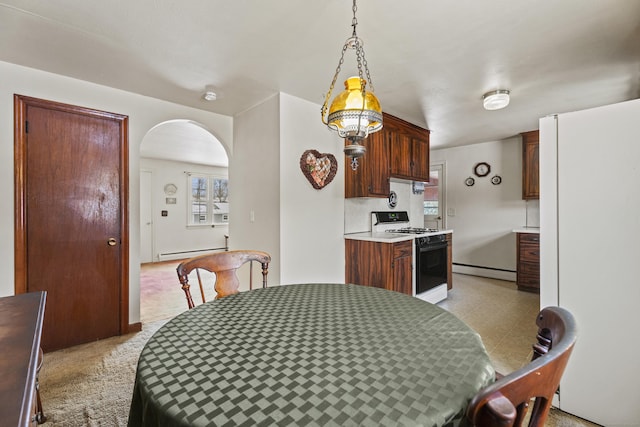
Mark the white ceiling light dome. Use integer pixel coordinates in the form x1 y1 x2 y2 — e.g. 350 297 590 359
483 90 510 110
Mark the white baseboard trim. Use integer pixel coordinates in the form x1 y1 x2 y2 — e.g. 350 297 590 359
453 264 516 282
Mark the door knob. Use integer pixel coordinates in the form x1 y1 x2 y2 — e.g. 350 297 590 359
107 238 117 246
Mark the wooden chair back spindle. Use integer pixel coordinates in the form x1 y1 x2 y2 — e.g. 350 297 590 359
177 250 271 309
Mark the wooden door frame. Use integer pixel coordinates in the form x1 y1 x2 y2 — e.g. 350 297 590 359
13 94 131 335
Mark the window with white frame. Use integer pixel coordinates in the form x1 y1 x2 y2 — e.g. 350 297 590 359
188 173 229 225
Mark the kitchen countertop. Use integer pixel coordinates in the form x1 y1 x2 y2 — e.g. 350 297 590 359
344 229 453 243
512 227 540 234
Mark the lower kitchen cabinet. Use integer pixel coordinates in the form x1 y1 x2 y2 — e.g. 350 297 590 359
516 233 540 292
345 239 412 295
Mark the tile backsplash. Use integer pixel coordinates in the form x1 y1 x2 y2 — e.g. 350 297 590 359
344 180 424 234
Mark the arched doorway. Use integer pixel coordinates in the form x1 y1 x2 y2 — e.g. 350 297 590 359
139 119 229 263
139 119 229 321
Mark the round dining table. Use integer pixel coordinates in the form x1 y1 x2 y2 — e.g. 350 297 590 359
128 283 495 427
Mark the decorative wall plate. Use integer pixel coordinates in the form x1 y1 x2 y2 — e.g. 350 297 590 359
465 177 475 187
164 183 177 195
474 162 491 177
300 149 338 190
491 175 502 185
388 191 398 208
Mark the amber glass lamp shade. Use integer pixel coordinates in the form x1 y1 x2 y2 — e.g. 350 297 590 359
327 76 383 141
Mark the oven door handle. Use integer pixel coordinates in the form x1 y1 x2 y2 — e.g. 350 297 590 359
417 241 448 251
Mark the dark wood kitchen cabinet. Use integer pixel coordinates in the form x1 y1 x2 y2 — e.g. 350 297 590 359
344 130 391 198
516 232 540 292
387 115 430 182
521 130 539 200
345 239 413 295
345 113 430 198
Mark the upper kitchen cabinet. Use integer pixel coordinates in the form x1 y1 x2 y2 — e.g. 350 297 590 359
344 130 391 198
345 113 430 198
387 114 430 182
521 130 539 199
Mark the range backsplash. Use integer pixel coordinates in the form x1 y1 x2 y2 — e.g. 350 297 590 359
344 180 424 234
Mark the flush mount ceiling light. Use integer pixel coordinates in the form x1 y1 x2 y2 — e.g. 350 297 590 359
321 0 383 170
483 90 510 110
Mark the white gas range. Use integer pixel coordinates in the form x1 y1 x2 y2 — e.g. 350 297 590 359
345 211 451 304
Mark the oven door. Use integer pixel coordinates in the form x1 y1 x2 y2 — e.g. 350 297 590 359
415 241 448 295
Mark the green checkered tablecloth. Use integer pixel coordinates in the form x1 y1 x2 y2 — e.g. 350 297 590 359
128 283 494 427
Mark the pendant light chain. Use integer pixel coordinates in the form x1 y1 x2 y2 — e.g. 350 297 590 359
320 0 383 171
351 0 365 172
320 0 375 125
321 43 349 125
351 0 358 36
351 0 375 94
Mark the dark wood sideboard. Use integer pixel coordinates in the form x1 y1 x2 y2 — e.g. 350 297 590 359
0 292 47 426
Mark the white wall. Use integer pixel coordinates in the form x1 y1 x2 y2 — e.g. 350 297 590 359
0 61 232 325
231 93 347 286
279 93 345 284
140 158 228 260
231 95 282 284
431 137 527 279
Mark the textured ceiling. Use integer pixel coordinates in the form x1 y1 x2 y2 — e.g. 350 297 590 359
2 0 639 159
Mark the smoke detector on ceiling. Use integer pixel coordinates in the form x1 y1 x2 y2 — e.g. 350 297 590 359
203 90 217 101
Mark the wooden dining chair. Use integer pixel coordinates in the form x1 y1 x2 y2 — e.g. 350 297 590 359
176 250 271 309
466 306 577 427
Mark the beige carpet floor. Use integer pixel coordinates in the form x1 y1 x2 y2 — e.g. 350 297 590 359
39 319 168 426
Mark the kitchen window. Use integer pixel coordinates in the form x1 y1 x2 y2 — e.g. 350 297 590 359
424 162 445 230
188 173 229 226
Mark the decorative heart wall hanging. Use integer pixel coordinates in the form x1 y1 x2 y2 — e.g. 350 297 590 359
300 149 338 190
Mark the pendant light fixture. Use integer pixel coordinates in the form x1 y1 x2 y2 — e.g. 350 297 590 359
321 0 383 170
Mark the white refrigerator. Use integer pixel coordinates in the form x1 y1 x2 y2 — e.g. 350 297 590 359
540 98 640 427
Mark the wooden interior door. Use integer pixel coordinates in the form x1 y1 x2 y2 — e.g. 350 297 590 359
14 95 129 352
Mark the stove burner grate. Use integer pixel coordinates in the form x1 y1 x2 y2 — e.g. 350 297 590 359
385 227 438 234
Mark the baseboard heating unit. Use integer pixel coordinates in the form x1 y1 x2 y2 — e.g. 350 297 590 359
452 263 516 282
157 247 226 262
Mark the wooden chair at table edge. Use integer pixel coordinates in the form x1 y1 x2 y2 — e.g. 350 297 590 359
176 250 271 309
466 306 577 427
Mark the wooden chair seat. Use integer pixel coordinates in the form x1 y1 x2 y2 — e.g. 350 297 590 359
177 250 271 309
466 306 577 427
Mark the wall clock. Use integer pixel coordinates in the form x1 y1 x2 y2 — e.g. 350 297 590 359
465 177 475 187
388 191 398 208
164 183 177 196
474 162 491 177
491 175 502 185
